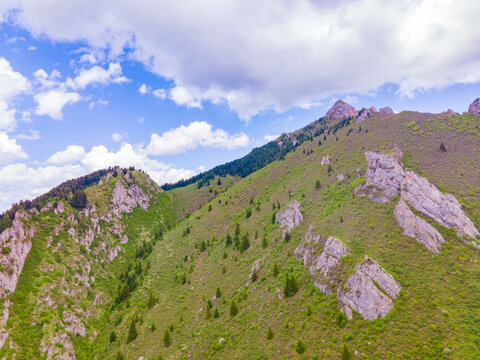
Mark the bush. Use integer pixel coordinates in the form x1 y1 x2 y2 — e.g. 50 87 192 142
213 309 220 318
337 312 347 328
284 274 299 298
216 287 222 298
341 344 351 360
295 339 306 354
246 209 252 218
284 233 291 242
273 263 279 278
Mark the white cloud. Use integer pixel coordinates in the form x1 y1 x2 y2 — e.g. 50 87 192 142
88 99 108 109
34 90 81 119
33 68 62 89
27 45 36 50
145 121 249 156
0 131 28 164
110 132 124 142
2 1 480 118
0 57 30 130
47 145 86 165
138 117 144 124
66 62 129 90
138 84 150 95
152 88 166 99
79 53 97 64
264 134 279 142
16 129 40 140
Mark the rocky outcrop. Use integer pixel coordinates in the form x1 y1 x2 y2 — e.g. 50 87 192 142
321 156 330 166
468 98 480 115
246 259 262 285
40 331 75 360
338 256 401 320
295 228 349 294
379 107 394 114
359 149 479 239
394 199 444 253
356 106 377 124
337 174 345 182
63 310 86 337
325 100 358 121
401 170 479 238
112 180 150 215
275 200 303 237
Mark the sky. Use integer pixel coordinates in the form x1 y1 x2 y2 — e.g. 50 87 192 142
0 0 479 212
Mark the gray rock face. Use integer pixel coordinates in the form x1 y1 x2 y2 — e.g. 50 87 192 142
379 106 394 114
295 228 349 294
364 151 405 198
321 156 331 166
356 106 377 124
246 259 262 285
468 98 480 115
338 256 401 320
111 180 150 215
275 200 303 237
360 150 479 240
325 100 358 120
401 170 479 238
394 199 445 253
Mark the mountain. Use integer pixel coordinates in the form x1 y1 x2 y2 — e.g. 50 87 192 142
1 99 480 359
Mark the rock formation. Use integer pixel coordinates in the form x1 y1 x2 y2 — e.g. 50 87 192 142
394 199 444 253
338 256 401 320
275 200 303 237
379 107 394 114
246 259 262 285
337 174 345 182
468 98 480 115
358 149 479 243
356 106 377 124
325 100 358 121
295 228 349 294
321 156 330 166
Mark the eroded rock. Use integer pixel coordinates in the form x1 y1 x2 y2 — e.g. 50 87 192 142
379 106 394 114
394 199 445 253
338 256 400 320
325 100 358 121
275 200 303 237
356 106 377 124
321 156 330 166
468 98 480 115
246 259 262 285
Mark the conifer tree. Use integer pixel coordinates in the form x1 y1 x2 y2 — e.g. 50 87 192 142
127 319 138 343
163 329 172 347
341 344 351 360
262 235 268 249
216 287 222 298
222 265 227 274
230 301 238 317
295 339 306 354
273 262 279 277
213 308 220 318
205 307 212 319
267 326 274 340
109 331 117 343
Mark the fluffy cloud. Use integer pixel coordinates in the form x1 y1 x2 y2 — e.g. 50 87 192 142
0 57 30 130
33 68 62 89
110 132 124 142
66 62 129 90
2 1 480 118
34 90 81 119
138 84 149 95
16 129 40 140
47 145 86 165
145 121 249 155
264 134 279 142
0 132 28 164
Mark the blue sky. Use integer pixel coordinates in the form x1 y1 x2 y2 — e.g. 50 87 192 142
0 0 479 211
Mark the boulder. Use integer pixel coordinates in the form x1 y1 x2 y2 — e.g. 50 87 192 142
275 200 303 237
325 100 358 121
468 98 480 115
338 256 400 320
379 106 394 114
394 199 445 253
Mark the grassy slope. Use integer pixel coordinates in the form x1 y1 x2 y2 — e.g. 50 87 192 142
95 112 480 360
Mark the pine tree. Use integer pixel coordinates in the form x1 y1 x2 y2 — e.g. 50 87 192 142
315 179 321 190
439 142 447 152
208 204 212 212
284 274 299 297
163 329 172 347
230 301 238 317
127 319 138 343
109 331 117 343
341 344 351 360
205 307 212 319
115 351 125 360
251 271 257 283
207 300 213 309
266 326 274 340
284 232 291 242
222 250 228 259
225 234 232 247
273 262 279 277
216 287 222 298
151 322 156 332
213 308 220 318
235 223 240 236
222 265 227 274
240 234 250 253
295 339 306 354
200 240 207 252
262 235 268 249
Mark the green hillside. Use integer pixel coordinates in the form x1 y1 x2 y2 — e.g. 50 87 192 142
1 109 480 359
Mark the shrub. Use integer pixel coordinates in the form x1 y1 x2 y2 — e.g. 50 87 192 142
216 287 222 298
115 351 125 360
126 319 138 343
109 331 116 343
341 344 351 360
273 263 279 278
284 274 299 298
295 339 306 354
246 209 252 218
213 309 220 318
267 326 273 340
284 233 291 242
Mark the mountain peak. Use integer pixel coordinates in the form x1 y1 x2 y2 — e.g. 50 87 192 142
325 100 358 120
468 98 480 115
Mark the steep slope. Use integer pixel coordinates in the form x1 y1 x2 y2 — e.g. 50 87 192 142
88 103 480 359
